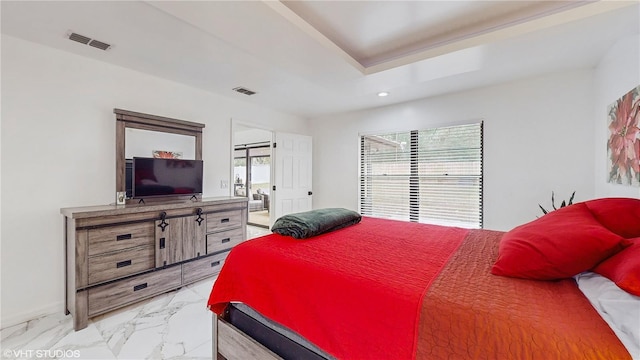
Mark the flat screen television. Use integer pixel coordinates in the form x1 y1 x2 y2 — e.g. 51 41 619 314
132 157 203 198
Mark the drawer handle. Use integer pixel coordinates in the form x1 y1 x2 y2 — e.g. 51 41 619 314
211 261 221 267
196 208 204 226
221 218 230 223
159 238 165 249
133 283 148 292
221 238 231 244
116 234 132 241
158 212 169 232
116 260 132 268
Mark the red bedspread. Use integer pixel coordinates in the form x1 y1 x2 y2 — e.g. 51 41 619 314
417 229 631 359
208 217 469 359
208 217 631 359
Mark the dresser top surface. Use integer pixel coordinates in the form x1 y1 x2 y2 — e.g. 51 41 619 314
61 196 248 219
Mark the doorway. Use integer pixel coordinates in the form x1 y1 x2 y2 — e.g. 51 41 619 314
232 123 313 230
233 125 273 228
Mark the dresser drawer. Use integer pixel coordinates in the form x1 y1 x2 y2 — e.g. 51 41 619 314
182 252 229 284
88 222 154 256
88 245 154 285
87 266 181 316
206 227 244 254
207 210 242 232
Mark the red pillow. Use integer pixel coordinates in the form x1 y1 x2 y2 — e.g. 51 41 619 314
593 238 640 296
492 203 629 280
584 198 640 238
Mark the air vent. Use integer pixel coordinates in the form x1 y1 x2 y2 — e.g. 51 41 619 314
67 31 111 51
232 87 257 96
68 32 91 45
89 39 111 51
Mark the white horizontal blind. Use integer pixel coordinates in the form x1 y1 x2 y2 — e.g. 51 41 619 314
360 132 412 221
360 122 483 228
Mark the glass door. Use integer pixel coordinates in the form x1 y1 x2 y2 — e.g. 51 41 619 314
233 150 247 197
234 145 271 228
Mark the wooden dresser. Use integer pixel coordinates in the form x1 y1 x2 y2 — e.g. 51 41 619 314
61 197 248 330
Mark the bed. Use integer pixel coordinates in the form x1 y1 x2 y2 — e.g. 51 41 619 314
207 199 640 359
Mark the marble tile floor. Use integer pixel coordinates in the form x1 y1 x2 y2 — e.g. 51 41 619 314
247 224 271 239
1 278 216 360
0 226 272 360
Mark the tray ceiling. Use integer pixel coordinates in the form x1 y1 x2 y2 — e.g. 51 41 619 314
1 1 638 117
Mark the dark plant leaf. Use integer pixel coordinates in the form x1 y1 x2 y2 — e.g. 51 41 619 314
540 191 576 214
539 204 548 215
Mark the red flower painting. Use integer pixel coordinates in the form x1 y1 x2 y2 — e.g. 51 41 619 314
608 85 640 187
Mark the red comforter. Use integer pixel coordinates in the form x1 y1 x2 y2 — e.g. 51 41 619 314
208 217 630 359
208 217 468 359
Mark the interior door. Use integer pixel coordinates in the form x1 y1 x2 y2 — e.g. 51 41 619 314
272 132 313 223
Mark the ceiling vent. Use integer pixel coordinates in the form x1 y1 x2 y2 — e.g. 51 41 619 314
67 31 111 51
89 39 111 51
68 32 90 45
232 87 257 96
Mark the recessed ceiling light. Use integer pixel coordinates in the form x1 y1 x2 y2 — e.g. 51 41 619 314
377 92 389 97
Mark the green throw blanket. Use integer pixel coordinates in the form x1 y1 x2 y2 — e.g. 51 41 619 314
271 208 362 239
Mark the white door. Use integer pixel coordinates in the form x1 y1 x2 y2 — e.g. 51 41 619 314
271 132 313 223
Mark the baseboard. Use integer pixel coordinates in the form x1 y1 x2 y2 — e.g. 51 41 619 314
0 301 64 330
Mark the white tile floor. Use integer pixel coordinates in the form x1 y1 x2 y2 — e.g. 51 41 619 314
1 279 215 360
0 226 272 360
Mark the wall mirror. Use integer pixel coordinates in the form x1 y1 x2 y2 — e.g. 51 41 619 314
114 108 205 204
125 128 196 160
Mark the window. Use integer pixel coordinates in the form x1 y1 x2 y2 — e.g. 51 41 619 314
359 122 483 228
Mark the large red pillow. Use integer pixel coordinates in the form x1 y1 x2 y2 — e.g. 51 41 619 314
584 198 640 238
593 238 640 296
492 203 629 280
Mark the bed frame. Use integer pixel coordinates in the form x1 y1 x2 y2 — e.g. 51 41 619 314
211 302 334 360
212 314 281 360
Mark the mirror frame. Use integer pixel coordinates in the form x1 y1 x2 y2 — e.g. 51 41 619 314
114 108 205 203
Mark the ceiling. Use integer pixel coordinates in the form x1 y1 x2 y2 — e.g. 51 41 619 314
1 1 638 118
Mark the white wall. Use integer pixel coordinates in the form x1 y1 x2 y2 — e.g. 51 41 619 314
234 128 272 146
0 35 309 327
311 70 596 231
593 33 640 199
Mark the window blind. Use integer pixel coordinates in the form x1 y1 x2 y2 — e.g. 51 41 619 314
359 122 483 228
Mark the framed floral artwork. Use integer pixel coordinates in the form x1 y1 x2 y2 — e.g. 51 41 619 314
607 85 640 187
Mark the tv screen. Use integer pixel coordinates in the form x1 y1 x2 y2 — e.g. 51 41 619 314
132 157 203 198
